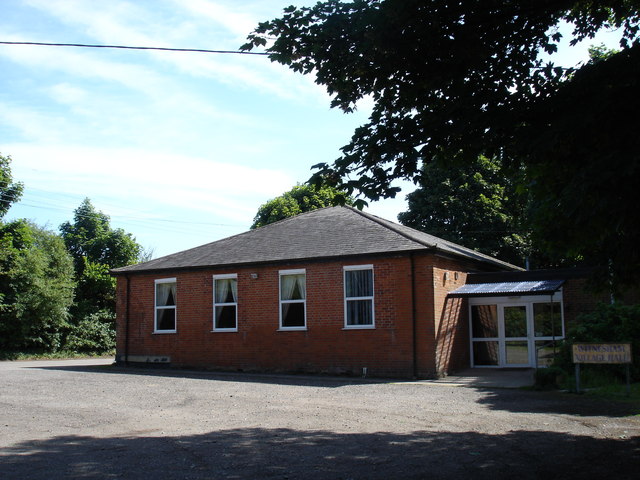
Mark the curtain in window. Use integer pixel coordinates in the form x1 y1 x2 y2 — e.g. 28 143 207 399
345 269 373 326
156 282 176 331
215 278 237 304
281 274 305 327
281 274 305 300
347 299 373 325
346 269 372 297
156 282 176 306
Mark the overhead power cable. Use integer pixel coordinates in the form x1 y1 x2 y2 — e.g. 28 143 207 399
0 41 268 55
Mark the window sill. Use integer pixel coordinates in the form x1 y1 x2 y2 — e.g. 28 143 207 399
342 325 375 330
153 330 177 334
211 329 238 333
277 327 307 332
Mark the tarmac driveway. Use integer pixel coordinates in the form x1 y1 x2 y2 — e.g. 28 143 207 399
1 359 639 479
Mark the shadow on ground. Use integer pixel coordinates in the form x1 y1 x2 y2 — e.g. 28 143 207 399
2 428 639 480
28 362 396 388
476 388 640 417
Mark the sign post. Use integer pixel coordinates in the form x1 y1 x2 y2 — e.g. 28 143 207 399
572 343 632 395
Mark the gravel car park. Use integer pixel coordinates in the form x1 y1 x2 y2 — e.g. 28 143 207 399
1 359 638 479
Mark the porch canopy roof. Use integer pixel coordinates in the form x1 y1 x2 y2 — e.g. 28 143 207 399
449 279 565 298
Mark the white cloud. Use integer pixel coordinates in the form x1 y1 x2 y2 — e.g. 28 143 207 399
48 83 88 105
0 102 69 143
172 0 259 40
13 0 328 104
6 143 295 222
0 0 388 257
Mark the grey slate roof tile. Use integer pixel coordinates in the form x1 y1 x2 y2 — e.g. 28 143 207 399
111 206 520 273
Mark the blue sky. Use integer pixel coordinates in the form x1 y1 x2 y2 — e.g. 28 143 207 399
0 1 622 258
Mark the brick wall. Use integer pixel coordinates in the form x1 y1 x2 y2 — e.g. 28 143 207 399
561 278 606 329
432 265 469 376
117 255 427 378
560 277 640 328
115 253 506 378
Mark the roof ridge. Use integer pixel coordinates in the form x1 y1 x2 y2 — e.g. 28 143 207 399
345 205 436 249
112 204 522 274
252 205 337 230
347 205 521 270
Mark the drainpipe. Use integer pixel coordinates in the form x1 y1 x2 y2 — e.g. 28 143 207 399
410 254 418 379
550 293 556 367
124 274 131 366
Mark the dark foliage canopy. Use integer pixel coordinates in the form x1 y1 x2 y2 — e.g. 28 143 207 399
243 0 640 285
398 156 529 267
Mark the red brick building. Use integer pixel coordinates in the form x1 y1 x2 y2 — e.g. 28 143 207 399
111 206 606 378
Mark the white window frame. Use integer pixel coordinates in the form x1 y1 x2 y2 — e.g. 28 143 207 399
468 293 564 368
154 278 177 334
212 274 238 332
279 269 307 331
343 265 375 329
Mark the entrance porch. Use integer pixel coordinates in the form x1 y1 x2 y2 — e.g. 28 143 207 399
449 280 564 368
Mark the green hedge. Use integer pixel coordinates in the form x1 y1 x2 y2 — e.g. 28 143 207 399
551 303 640 386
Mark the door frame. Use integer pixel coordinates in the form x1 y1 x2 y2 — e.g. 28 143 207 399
468 293 564 368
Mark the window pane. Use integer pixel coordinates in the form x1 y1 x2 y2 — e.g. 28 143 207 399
282 302 305 327
215 278 237 303
156 282 176 307
533 302 561 337
471 305 497 338
281 274 305 300
345 269 373 297
473 341 499 366
505 341 529 365
215 305 236 329
346 299 373 325
504 306 527 337
535 340 557 367
157 308 175 331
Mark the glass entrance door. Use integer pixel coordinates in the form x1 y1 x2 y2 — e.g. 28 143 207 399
470 297 564 368
471 304 533 367
502 305 530 366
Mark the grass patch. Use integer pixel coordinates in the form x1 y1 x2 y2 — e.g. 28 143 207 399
535 365 639 407
577 381 640 404
0 349 115 361
557 367 640 405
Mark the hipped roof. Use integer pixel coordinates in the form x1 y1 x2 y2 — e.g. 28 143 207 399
111 206 520 274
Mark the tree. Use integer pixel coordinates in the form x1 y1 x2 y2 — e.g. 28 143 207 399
0 156 73 352
0 153 23 219
251 184 354 229
0 222 75 352
60 198 141 273
398 156 530 267
60 198 142 318
515 42 640 287
242 1 640 285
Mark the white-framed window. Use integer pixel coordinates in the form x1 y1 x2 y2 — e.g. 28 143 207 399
468 293 564 368
344 265 374 328
279 269 306 330
213 274 238 332
154 278 177 333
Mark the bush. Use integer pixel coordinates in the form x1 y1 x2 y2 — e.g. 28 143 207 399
0 222 75 352
64 310 115 353
553 303 640 384
534 366 566 389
